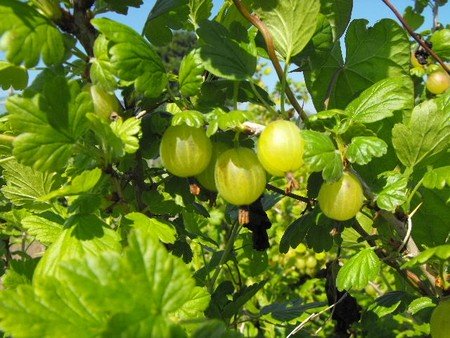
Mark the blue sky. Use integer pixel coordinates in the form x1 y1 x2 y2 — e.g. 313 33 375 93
1 0 449 104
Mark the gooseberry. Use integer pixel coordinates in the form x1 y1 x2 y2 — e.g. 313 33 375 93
430 299 450 338
317 172 364 221
215 147 266 206
426 71 450 94
196 142 230 192
90 84 121 120
160 125 212 177
257 120 304 176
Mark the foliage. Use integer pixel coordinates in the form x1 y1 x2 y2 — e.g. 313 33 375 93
0 0 449 337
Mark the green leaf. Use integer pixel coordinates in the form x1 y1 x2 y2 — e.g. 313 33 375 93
222 281 266 319
86 113 124 159
302 130 343 181
189 0 213 28
367 291 411 317
407 297 435 315
401 244 450 269
392 99 450 168
197 20 257 80
217 110 252 131
336 247 381 291
376 173 408 212
41 168 102 201
304 19 410 111
260 299 326 321
430 29 450 60
7 70 92 171
21 215 64 245
253 0 320 61
279 210 317 254
179 49 204 97
403 6 424 31
192 320 243 338
90 34 116 91
33 214 121 284
1 159 54 211
172 110 205 128
110 117 142 154
345 77 414 124
0 61 28 90
0 0 67 67
423 166 450 189
320 0 353 40
2 258 38 289
125 212 176 244
100 0 142 15
92 18 168 98
347 136 388 165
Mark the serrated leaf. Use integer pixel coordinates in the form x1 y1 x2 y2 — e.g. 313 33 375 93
336 247 381 291
0 229 208 337
392 99 450 168
320 0 353 40
125 212 176 244
33 214 121 284
253 0 320 61
217 110 252 131
376 173 408 211
2 258 38 290
41 168 102 201
302 130 343 181
189 0 212 28
110 117 141 154
401 244 450 269
304 19 410 111
347 136 388 165
7 70 92 171
21 215 63 245
0 0 67 67
1 159 54 211
0 61 28 90
90 34 116 91
197 20 256 80
172 110 205 128
346 77 413 124
86 113 124 159
430 29 450 60
92 18 167 98
179 49 204 97
423 166 450 189
403 6 424 31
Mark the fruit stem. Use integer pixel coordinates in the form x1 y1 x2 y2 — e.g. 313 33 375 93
232 81 239 111
209 222 242 292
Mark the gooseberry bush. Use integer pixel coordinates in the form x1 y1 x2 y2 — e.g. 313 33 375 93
0 0 449 337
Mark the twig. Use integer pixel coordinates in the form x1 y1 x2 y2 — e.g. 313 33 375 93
382 0 450 74
397 203 421 253
287 293 348 337
232 0 308 122
266 183 312 205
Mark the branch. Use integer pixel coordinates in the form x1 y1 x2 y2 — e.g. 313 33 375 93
232 0 309 122
382 0 450 74
266 183 312 205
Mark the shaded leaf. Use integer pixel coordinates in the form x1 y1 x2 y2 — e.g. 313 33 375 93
197 20 256 80
376 173 408 212
0 0 67 67
179 49 204 97
430 29 450 60
320 0 353 40
0 61 28 90
260 299 326 321
423 166 450 190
